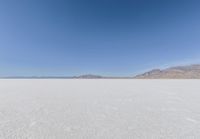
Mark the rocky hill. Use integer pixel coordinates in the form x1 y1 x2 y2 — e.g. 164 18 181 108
134 64 200 79
73 74 103 79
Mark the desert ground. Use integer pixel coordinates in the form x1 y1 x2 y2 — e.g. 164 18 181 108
0 79 200 139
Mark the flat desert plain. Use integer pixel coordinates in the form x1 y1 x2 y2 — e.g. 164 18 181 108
0 79 200 139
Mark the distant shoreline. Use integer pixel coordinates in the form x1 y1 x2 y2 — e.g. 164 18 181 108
0 77 134 79
1 64 200 79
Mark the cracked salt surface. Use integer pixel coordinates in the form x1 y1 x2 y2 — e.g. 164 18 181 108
0 79 200 139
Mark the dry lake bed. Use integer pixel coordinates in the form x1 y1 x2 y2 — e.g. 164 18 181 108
0 79 200 139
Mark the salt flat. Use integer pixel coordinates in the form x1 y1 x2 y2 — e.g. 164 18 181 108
0 79 200 139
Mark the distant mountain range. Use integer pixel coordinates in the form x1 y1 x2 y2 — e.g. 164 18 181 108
79 64 200 79
73 74 103 79
135 64 200 79
1 64 200 79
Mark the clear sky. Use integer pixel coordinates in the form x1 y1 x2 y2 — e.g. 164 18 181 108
0 0 200 76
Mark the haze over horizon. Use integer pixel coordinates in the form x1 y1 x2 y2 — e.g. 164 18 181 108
1 0 200 76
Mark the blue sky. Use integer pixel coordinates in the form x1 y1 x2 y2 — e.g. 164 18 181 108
0 0 200 76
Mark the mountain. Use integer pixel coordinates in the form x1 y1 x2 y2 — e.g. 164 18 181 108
73 74 103 79
134 64 200 79
2 64 200 79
